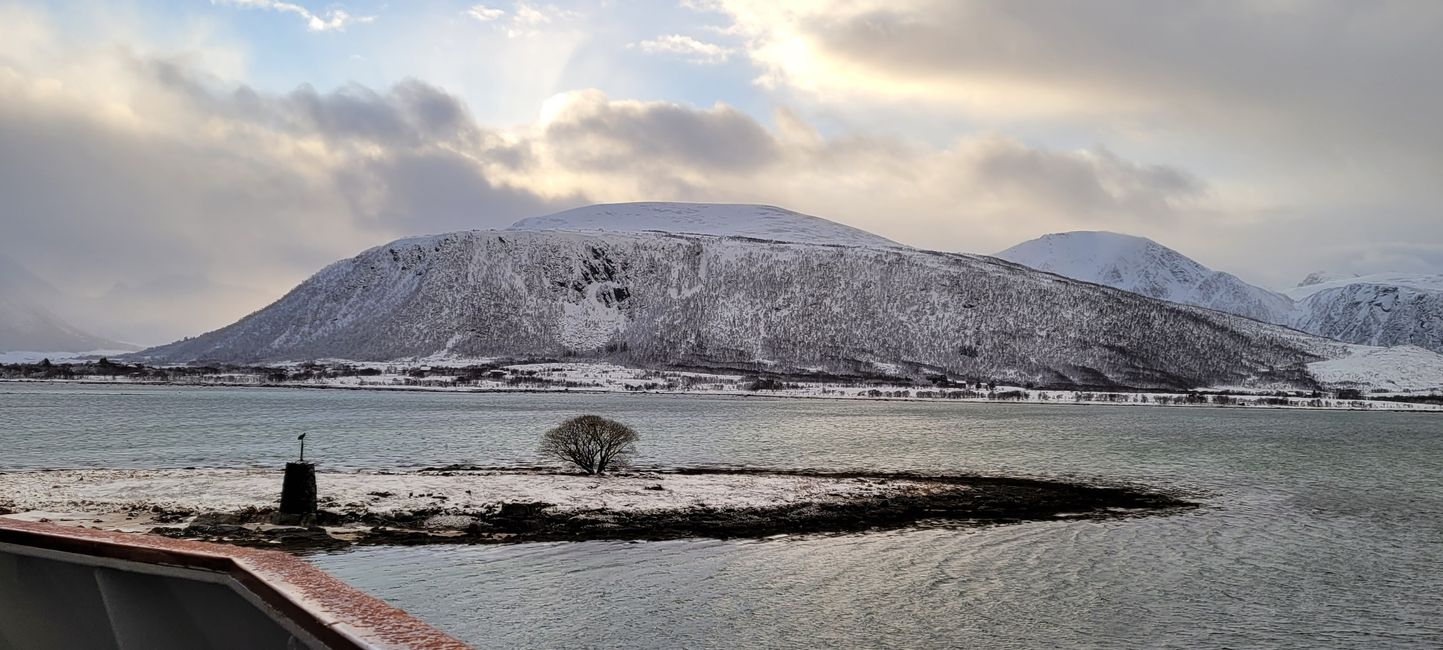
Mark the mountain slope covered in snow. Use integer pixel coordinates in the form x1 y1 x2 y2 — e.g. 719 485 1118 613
1285 273 1443 299
0 256 131 353
997 232 1443 354
508 202 900 248
137 224 1395 390
1285 274 1443 352
995 231 1295 323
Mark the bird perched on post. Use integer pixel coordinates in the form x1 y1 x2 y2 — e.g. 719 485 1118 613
298 433 307 463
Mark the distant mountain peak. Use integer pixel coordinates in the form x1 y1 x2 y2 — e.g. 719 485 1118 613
995 231 1294 324
0 255 133 353
999 231 1443 354
507 202 900 248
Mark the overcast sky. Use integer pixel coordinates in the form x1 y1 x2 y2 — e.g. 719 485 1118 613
3 0 1442 344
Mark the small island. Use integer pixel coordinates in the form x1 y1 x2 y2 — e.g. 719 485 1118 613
0 416 1196 550
0 467 1194 551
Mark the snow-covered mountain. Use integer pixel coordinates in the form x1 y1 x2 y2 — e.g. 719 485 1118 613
139 203 1436 390
0 256 132 354
997 232 1443 354
1285 272 1443 299
1284 273 1443 352
995 231 1295 323
507 202 900 248
1296 271 1358 288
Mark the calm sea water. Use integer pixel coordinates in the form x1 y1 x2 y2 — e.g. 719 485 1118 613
3 383 1442 648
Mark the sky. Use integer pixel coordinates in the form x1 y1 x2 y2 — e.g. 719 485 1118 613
2 0 1442 345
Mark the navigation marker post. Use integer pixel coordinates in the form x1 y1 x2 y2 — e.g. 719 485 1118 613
280 433 318 518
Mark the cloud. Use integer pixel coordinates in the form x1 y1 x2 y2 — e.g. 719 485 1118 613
521 90 1207 252
538 90 778 173
213 0 375 32
0 19 1205 346
958 138 1203 221
703 0 1443 186
460 1 582 38
676 0 1443 286
0 29 568 344
630 35 734 64
504 1 579 38
512 1 574 25
464 4 505 22
6 1 1439 345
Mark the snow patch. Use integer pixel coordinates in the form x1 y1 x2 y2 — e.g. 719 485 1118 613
1307 345 1443 392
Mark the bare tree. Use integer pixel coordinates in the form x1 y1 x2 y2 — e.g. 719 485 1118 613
540 415 638 475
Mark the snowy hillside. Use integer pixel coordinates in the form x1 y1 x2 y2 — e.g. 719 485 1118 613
1308 345 1443 393
0 256 131 353
0 295 123 353
507 202 900 248
1284 272 1443 300
1286 275 1443 352
136 224 1413 391
995 232 1294 323
997 232 1443 354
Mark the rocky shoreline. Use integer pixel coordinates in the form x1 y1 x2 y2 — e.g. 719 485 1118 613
0 468 1197 552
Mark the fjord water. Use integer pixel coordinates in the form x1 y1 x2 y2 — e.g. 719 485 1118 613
4 384 1441 648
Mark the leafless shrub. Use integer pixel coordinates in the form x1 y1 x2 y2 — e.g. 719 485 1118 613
540 415 638 475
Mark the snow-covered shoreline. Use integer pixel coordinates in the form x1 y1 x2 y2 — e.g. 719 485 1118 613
0 468 933 520
0 468 1194 550
5 362 1440 413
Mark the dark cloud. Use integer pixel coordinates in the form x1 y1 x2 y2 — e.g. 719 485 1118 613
0 52 572 344
542 90 779 172
967 139 1202 221
340 150 570 235
729 0 1443 182
144 55 490 150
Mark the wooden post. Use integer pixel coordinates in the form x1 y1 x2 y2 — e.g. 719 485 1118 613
280 462 317 515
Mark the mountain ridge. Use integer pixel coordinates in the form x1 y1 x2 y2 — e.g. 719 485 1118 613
995 231 1294 323
0 255 134 353
131 203 1443 392
997 231 1443 354
137 225 1366 391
